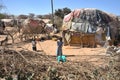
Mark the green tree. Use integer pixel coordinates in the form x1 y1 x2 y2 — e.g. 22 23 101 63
63 7 71 16
0 4 6 19
55 9 63 19
54 7 71 19
54 15 63 30
54 7 71 30
0 13 5 19
18 14 28 19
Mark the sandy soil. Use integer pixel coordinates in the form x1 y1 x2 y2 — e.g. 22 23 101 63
0 27 107 66
0 27 119 80
17 40 107 66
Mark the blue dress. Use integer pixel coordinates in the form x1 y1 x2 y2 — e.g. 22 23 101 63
56 40 63 56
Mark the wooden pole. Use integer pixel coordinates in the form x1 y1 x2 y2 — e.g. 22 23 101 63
51 0 54 24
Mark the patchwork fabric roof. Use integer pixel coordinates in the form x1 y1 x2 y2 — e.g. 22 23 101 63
64 8 117 24
62 8 118 33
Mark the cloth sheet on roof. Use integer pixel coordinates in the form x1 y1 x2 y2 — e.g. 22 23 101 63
29 20 39 27
95 26 104 42
106 26 111 40
63 13 73 22
63 8 115 26
62 21 72 30
72 9 81 18
70 22 95 33
63 9 81 22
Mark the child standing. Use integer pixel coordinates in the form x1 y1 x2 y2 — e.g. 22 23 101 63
32 38 37 51
56 37 66 62
56 37 63 57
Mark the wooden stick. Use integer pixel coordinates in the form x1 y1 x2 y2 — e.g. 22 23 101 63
15 50 29 63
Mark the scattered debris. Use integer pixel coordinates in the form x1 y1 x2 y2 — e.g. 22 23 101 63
0 48 119 80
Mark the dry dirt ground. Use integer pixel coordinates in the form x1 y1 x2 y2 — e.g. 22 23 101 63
0 32 107 66
0 26 107 66
26 40 106 65
0 27 119 80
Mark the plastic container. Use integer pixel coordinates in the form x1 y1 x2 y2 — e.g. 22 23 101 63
57 55 66 62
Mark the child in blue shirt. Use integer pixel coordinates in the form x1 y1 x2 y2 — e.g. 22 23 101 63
56 37 63 57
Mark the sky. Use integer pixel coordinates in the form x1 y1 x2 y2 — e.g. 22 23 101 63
1 0 120 16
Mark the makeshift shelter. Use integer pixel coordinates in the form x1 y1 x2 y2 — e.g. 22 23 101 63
22 18 46 34
19 18 54 41
62 8 119 47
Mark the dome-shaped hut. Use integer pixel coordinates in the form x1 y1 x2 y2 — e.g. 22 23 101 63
62 8 119 47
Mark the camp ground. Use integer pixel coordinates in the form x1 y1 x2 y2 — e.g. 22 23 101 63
0 4 120 80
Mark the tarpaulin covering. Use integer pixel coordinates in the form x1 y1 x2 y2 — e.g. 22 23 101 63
62 8 119 46
62 8 118 33
22 19 46 34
